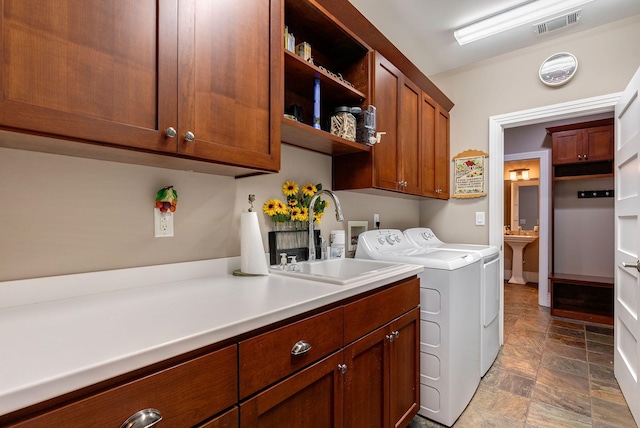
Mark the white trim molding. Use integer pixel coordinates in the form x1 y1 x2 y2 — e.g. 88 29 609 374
489 92 622 345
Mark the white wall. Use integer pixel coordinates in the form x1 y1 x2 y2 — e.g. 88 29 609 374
421 15 640 244
2 144 420 281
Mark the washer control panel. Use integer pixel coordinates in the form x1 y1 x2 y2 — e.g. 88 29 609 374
357 229 413 255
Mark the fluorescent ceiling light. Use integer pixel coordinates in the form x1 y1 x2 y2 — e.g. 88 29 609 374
454 0 594 45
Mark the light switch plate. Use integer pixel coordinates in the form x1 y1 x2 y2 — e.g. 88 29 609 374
475 211 485 226
154 209 174 237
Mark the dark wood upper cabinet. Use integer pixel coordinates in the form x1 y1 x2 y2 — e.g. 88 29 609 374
0 0 176 152
548 118 614 179
333 52 450 199
0 0 280 173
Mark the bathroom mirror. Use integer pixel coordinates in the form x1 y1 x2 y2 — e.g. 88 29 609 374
510 180 539 231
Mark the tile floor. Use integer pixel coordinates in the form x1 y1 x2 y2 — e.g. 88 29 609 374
409 282 637 428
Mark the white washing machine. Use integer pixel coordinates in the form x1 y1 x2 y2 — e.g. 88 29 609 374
404 227 501 377
356 229 482 427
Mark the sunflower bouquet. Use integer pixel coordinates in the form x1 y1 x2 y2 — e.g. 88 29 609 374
263 180 329 227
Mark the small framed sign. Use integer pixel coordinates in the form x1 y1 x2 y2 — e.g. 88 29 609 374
453 149 488 198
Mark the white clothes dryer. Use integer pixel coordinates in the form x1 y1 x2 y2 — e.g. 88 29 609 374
404 227 500 377
356 229 482 427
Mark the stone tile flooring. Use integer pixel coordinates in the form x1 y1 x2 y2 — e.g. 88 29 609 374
409 282 637 428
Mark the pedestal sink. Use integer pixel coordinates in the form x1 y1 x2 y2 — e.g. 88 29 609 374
504 234 538 284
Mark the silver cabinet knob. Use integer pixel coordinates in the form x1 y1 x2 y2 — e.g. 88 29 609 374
291 340 312 356
121 408 162 428
577 154 582 160
584 153 588 160
338 364 347 374
165 127 177 138
184 131 195 142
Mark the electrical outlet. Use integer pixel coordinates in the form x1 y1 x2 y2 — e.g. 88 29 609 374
475 211 485 226
154 209 174 237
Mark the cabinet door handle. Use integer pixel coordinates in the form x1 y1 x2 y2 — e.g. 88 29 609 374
583 153 588 160
386 334 394 342
120 408 162 428
184 131 195 142
577 154 582 160
338 363 347 374
291 340 312 356
165 127 177 138
622 260 640 272
393 330 400 339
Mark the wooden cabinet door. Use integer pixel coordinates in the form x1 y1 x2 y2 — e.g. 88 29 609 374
240 351 344 427
421 92 449 199
344 308 420 428
398 78 422 195
373 53 401 191
552 129 583 164
583 125 613 162
343 323 389 428
177 0 280 171
389 308 420 428
0 0 177 153
435 106 450 198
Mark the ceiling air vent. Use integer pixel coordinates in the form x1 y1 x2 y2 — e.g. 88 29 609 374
534 10 582 35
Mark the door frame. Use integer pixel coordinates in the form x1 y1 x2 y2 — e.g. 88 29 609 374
504 152 548 288
488 92 621 342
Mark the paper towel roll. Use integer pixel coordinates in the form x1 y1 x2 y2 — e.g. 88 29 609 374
240 212 269 275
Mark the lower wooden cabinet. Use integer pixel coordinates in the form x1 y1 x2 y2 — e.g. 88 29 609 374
200 407 240 428
240 351 345 427
4 278 420 428
343 308 419 428
4 345 238 428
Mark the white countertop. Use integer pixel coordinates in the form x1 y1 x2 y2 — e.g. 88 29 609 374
0 257 422 416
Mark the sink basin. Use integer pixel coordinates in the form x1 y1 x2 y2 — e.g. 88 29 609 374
504 234 538 244
269 258 416 285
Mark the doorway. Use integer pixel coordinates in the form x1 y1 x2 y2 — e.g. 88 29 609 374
504 155 546 288
487 92 622 343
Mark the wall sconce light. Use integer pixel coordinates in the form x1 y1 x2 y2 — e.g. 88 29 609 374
509 168 530 181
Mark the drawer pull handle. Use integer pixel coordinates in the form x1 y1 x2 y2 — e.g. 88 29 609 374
121 408 162 428
291 340 312 356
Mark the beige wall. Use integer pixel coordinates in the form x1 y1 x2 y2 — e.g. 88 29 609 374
421 14 640 244
2 144 420 281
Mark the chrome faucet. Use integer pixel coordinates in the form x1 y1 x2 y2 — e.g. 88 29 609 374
308 189 344 260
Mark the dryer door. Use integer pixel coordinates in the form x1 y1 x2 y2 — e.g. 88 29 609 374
483 254 501 327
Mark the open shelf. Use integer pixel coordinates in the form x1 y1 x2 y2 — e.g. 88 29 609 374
284 51 366 105
549 273 613 325
281 117 371 156
282 0 372 157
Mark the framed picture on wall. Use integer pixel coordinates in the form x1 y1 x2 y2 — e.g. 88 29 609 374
453 149 488 198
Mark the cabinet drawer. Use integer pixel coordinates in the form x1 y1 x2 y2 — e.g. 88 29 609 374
239 307 343 398
9 345 238 428
344 278 420 344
